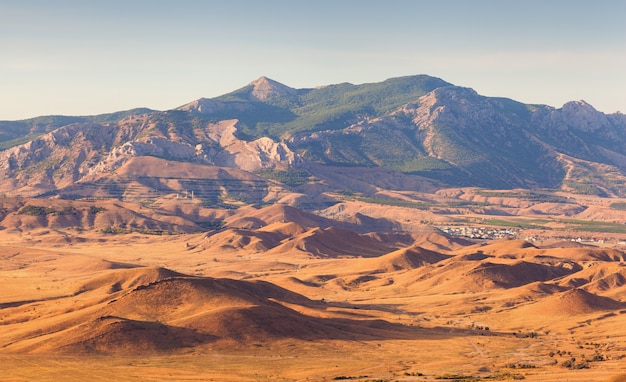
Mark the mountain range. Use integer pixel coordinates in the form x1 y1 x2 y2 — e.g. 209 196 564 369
1 74 626 201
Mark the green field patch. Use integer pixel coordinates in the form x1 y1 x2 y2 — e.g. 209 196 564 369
482 219 551 230
476 190 570 203
353 196 430 210
255 169 312 187
609 202 626 211
559 219 626 234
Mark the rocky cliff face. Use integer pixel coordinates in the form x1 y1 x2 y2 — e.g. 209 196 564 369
0 113 299 195
287 84 626 193
288 86 562 188
199 119 298 171
0 123 125 193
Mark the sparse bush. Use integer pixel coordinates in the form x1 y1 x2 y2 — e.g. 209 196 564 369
332 376 370 381
435 374 476 380
57 206 77 215
100 226 126 234
472 305 493 313
505 363 535 369
18 205 55 216
516 331 538 338
404 371 424 376
88 205 107 214
591 353 605 362
561 358 589 369
483 372 525 380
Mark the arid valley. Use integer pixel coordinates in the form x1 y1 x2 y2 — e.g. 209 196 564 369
3 186 626 381
2 73 626 381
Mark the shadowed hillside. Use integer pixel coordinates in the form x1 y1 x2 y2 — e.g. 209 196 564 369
0 267 434 354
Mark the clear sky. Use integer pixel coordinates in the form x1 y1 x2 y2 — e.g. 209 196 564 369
1 0 625 120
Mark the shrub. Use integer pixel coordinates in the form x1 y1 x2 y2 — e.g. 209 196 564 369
88 206 107 214
561 358 589 369
18 205 56 216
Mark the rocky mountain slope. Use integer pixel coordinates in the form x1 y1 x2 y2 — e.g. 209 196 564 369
1 75 626 199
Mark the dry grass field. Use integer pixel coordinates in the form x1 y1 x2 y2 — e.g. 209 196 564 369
2 192 626 381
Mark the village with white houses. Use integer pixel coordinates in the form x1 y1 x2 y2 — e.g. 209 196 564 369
437 226 520 240
437 225 626 248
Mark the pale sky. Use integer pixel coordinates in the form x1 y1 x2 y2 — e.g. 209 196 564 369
1 0 625 120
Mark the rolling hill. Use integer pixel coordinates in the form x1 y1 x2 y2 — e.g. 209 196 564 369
5 75 626 381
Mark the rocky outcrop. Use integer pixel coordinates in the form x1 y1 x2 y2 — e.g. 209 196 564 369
177 98 254 114
0 115 300 195
205 120 299 171
87 137 210 176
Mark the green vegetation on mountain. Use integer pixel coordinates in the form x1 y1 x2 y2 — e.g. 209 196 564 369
2 75 626 196
0 134 44 150
477 190 571 203
610 202 626 210
0 108 155 149
255 169 312 187
216 75 450 140
18 205 77 216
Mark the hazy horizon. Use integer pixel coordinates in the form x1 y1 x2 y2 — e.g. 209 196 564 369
1 0 625 120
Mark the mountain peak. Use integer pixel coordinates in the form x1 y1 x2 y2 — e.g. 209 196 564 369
562 99 594 109
248 76 296 101
250 76 273 85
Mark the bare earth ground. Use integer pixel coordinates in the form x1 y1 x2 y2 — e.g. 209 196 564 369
2 192 626 381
